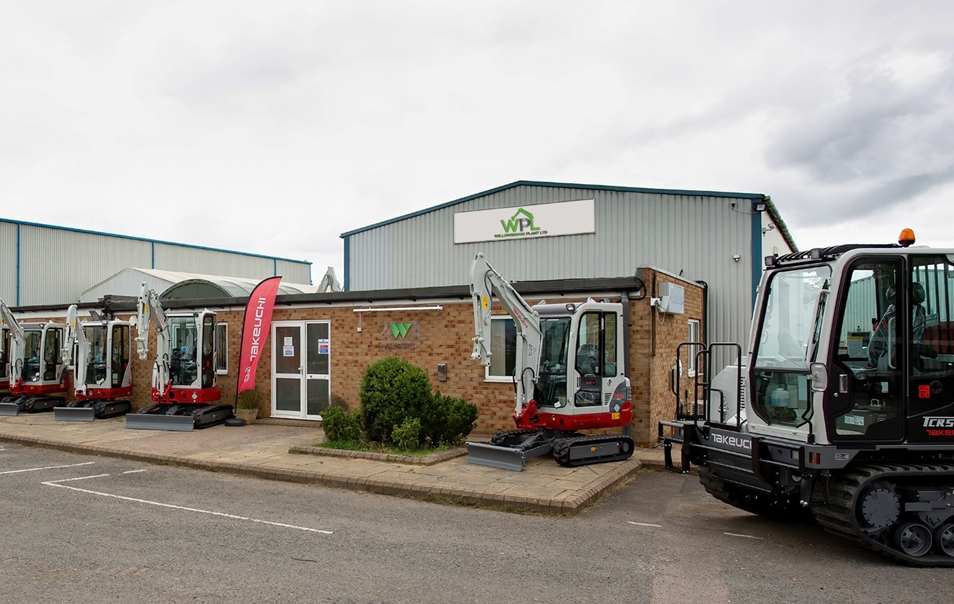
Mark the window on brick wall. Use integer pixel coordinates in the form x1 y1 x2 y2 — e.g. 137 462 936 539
688 319 701 377
215 323 228 375
485 316 516 383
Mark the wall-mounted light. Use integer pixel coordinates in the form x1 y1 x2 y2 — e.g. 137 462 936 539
753 201 767 212
732 254 741 262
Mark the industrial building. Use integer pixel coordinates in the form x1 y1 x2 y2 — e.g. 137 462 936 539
0 218 312 306
2 180 795 445
341 180 797 356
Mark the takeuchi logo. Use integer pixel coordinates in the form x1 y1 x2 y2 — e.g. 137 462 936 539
496 208 547 238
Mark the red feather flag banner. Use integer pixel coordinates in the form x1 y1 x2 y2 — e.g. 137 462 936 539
236 276 283 396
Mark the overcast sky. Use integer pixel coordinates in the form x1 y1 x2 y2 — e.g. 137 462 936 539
3 1 953 283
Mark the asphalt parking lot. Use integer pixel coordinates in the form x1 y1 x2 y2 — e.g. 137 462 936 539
2 444 950 604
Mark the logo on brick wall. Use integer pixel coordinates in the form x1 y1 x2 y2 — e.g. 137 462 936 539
381 322 419 350
389 323 413 339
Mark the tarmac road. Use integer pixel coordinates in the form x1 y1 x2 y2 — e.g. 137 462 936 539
0 444 948 604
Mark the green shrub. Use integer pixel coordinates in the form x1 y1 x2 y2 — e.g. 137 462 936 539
359 357 432 443
322 405 362 443
422 391 479 445
390 417 422 450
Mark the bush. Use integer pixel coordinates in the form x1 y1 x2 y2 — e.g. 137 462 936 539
359 357 432 444
322 405 362 443
422 392 479 445
390 417 422 450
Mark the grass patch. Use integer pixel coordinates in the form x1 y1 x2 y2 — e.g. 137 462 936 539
318 439 456 457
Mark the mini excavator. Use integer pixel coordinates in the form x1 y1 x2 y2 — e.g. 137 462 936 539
127 283 233 431
661 229 954 566
0 298 69 415
53 305 133 422
466 253 635 471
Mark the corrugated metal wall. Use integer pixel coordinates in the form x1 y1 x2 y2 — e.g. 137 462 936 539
0 222 17 305
276 259 312 284
19 224 152 307
2 221 312 306
347 184 775 356
153 243 275 279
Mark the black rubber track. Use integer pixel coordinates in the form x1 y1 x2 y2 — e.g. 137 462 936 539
552 434 634 467
813 461 954 567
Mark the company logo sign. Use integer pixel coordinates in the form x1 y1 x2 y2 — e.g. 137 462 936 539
389 323 413 339
381 322 419 350
453 199 595 244
498 208 542 238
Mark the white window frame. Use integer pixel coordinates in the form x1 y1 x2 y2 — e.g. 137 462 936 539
484 316 517 383
215 322 228 375
688 319 701 377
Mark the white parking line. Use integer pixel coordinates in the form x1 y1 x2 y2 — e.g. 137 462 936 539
724 532 763 540
0 461 95 475
628 521 663 528
42 473 333 535
122 469 148 474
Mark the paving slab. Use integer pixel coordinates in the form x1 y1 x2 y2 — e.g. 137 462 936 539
0 412 656 515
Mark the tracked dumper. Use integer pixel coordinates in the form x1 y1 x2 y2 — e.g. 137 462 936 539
660 230 954 566
466 253 634 471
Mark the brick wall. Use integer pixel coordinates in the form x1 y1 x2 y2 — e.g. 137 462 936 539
17 275 703 445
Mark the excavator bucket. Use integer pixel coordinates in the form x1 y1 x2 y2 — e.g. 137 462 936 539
0 403 20 416
54 406 95 422
125 413 195 431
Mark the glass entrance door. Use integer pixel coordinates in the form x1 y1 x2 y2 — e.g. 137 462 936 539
271 321 331 420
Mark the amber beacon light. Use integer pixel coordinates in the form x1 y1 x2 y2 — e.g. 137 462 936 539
898 228 916 247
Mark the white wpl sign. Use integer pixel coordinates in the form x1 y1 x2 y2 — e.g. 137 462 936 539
453 199 595 244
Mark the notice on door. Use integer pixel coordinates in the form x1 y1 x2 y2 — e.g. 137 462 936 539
318 338 330 355
283 345 295 357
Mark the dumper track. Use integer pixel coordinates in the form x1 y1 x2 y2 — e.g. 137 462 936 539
813 461 954 566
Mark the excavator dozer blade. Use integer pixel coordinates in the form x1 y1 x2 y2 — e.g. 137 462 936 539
54 406 95 422
125 413 195 432
466 442 528 472
0 403 20 416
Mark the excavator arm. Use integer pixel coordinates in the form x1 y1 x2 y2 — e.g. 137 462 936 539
136 282 170 398
316 266 343 293
470 252 543 417
63 305 90 396
0 298 25 389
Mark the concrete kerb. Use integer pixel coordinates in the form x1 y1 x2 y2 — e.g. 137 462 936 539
0 432 643 516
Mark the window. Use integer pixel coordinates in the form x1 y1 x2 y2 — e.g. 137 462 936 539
485 316 516 382
688 319 701 376
215 323 228 375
